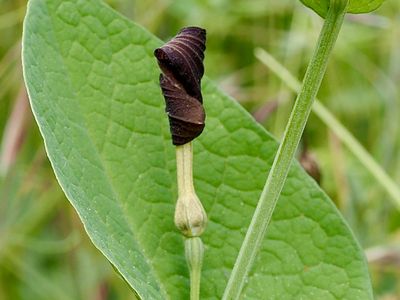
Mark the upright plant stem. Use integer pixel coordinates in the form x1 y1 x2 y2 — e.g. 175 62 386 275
222 1 349 299
254 48 400 208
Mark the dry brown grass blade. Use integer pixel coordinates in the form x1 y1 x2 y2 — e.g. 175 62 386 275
0 86 31 175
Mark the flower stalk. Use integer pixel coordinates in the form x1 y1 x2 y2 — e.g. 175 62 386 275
185 237 204 300
175 142 207 237
175 142 207 300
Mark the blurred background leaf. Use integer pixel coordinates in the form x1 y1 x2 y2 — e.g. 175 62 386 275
1 0 399 299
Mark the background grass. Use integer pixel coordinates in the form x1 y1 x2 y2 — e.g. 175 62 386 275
0 0 399 299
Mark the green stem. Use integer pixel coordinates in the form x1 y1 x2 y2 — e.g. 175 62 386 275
254 48 400 209
185 237 204 300
174 142 207 237
176 142 195 195
175 143 207 299
222 1 349 299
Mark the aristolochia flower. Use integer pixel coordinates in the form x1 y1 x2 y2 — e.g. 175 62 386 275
154 27 206 145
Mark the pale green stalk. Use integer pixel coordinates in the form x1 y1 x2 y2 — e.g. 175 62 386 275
185 237 204 300
175 142 206 300
222 1 349 299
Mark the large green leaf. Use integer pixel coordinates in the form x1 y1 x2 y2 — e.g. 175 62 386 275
22 0 372 299
300 0 386 18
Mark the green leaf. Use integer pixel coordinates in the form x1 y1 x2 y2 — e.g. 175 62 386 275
22 0 372 299
300 0 386 18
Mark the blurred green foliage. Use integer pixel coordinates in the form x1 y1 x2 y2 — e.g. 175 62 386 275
0 0 399 299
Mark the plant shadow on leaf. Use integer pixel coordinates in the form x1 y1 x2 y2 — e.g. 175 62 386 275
22 0 372 299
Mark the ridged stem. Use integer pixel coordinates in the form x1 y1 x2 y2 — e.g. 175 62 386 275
185 237 204 300
175 142 207 299
222 1 349 299
176 142 195 195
